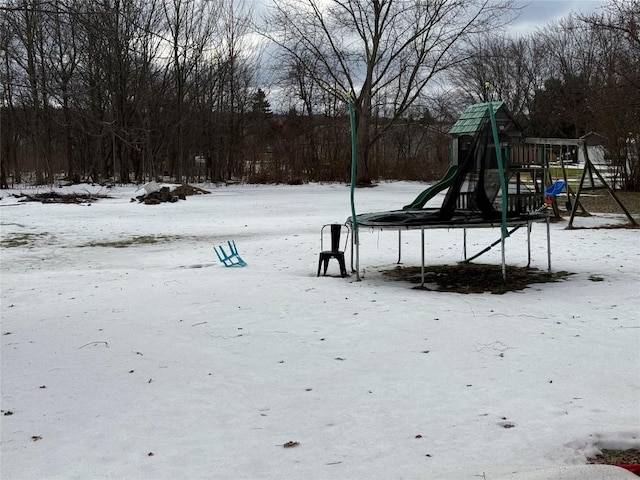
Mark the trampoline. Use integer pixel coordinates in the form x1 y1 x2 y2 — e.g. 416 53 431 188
347 102 551 284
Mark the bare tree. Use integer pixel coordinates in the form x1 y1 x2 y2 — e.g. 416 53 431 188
70 0 157 182
263 0 514 184
273 52 337 181
1 3 19 187
580 0 640 190
580 0 640 89
45 0 82 182
160 0 220 181
5 0 54 184
449 35 538 124
208 0 257 181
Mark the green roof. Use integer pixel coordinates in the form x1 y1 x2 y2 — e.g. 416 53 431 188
448 101 504 135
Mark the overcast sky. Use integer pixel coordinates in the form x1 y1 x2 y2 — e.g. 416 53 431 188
253 0 607 105
252 1 606 35
509 0 605 35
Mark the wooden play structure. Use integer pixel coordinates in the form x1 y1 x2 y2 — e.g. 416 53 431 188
346 101 636 284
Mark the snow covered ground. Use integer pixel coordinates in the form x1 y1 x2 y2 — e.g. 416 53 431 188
1 182 639 479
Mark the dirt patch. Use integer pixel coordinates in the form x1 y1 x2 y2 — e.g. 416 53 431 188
382 263 571 294
550 191 640 228
15 191 110 204
0 232 49 248
80 235 176 248
577 191 640 215
588 448 640 466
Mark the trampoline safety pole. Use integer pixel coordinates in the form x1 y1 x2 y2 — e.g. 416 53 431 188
487 101 509 282
347 93 360 281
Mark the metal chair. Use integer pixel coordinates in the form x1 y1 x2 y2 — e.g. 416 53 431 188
317 223 349 277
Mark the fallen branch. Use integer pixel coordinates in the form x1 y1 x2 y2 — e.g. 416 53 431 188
78 341 109 349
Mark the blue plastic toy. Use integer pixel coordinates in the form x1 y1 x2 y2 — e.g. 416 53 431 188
545 180 566 197
214 240 247 267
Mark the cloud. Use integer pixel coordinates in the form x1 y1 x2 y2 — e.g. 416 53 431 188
510 0 604 34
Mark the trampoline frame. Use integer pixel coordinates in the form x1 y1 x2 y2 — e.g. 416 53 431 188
347 212 551 287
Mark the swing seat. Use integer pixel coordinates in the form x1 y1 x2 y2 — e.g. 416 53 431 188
215 240 247 267
545 180 566 197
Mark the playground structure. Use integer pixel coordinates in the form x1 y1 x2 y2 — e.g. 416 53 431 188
346 101 636 284
523 135 637 229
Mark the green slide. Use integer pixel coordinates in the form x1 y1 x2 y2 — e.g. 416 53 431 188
402 165 459 210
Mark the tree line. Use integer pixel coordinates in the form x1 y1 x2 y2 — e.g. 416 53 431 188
1 0 638 189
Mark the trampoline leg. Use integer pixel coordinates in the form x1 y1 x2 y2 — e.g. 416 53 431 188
354 228 360 282
546 216 552 273
421 227 425 288
397 229 402 264
355 242 360 281
527 222 532 268
501 237 506 283
463 228 467 260
350 229 354 272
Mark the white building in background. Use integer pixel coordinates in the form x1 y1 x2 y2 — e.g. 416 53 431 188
577 132 607 165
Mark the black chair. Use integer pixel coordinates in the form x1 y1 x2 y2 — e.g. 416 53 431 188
317 223 349 277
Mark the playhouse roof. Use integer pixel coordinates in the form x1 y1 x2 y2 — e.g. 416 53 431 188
449 101 510 135
580 131 607 146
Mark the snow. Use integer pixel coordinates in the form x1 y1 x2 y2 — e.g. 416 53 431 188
1 182 639 479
